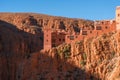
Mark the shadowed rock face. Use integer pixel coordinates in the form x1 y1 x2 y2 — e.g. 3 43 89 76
0 20 43 80
0 13 119 80
0 20 98 80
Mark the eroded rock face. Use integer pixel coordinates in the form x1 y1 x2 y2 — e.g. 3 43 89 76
0 13 94 33
0 13 119 80
0 20 43 80
16 31 120 80
52 31 120 80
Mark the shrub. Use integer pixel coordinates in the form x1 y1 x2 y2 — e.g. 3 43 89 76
111 51 115 59
75 40 83 45
83 53 87 60
80 53 87 66
80 60 86 66
57 44 71 59
63 44 71 59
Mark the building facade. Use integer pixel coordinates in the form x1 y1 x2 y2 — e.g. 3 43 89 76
43 6 118 50
44 29 66 50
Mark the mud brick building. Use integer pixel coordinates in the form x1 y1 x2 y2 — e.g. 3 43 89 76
43 6 120 50
44 28 66 50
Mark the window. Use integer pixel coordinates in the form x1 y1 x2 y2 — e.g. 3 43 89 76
46 40 48 42
67 36 69 38
105 26 108 29
69 36 74 40
113 21 115 23
90 31 92 33
96 26 102 30
76 36 78 38
59 39 61 41
22 21 25 24
101 22 104 24
52 26 54 28
82 31 87 35
118 14 120 17
46 34 48 37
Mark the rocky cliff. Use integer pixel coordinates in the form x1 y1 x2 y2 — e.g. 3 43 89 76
36 31 119 80
0 13 119 80
0 13 94 33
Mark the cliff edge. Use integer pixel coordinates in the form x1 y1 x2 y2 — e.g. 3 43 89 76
0 13 119 80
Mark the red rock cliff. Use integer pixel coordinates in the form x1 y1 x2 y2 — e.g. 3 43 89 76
0 13 119 80
0 13 94 33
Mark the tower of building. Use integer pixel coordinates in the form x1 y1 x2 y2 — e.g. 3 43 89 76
116 6 120 30
43 28 66 50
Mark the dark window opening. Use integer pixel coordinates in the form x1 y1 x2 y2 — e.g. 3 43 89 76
90 31 92 33
52 26 54 28
113 21 115 23
40 37 43 41
46 40 48 42
22 21 25 24
105 26 108 29
46 35 48 37
76 36 78 38
118 14 120 17
101 22 104 24
59 39 61 41
67 36 69 38
69 36 74 40
96 26 102 30
82 31 87 35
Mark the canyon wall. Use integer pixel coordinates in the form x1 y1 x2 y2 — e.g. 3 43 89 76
36 31 120 80
0 13 94 33
0 13 119 80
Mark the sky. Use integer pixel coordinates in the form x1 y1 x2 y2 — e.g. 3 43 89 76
0 0 120 20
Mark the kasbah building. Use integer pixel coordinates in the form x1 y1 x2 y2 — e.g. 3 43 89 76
43 6 120 50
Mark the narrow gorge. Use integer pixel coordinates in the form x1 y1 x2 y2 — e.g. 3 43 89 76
0 13 119 80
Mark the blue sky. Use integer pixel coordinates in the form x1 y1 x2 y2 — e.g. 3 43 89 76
0 0 120 20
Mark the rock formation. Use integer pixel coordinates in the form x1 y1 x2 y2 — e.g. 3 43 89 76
0 13 94 33
0 13 119 80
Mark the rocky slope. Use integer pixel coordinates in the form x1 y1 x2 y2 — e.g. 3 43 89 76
4 31 119 80
0 13 120 80
35 31 119 80
0 13 94 33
